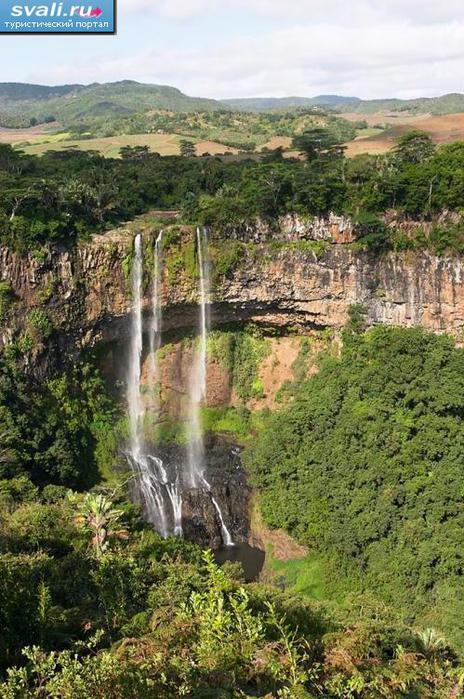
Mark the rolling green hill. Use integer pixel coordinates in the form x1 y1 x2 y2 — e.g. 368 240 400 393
4 80 464 133
0 80 222 127
342 93 464 116
0 82 80 100
222 93 464 116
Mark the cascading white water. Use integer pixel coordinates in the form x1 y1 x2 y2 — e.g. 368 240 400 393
126 233 167 536
197 226 209 403
127 233 144 460
149 232 183 536
185 228 208 489
186 227 234 546
211 496 234 547
200 471 234 547
126 232 182 538
149 231 163 385
126 229 232 545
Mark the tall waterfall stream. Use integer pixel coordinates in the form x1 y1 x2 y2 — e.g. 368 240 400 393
126 229 233 546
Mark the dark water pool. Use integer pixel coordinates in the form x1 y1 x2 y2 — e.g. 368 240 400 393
215 543 265 582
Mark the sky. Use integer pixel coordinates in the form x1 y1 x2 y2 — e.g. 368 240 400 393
1 0 464 99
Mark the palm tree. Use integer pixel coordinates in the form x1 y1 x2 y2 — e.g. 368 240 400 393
415 628 448 659
70 492 128 557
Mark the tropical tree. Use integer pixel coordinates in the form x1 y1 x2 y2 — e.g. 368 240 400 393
292 126 345 160
70 492 128 557
393 130 435 164
180 139 196 158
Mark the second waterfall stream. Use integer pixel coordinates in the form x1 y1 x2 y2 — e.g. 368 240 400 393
126 228 233 545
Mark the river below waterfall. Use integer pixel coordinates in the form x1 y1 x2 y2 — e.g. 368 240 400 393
215 543 266 582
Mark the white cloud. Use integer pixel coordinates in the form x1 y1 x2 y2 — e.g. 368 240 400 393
23 1 464 100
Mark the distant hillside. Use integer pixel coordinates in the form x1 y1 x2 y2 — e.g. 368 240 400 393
3 81 464 131
221 95 361 111
223 93 464 116
0 83 80 101
0 80 222 127
341 93 464 116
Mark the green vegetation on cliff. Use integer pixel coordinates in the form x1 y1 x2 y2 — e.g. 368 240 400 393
0 354 119 489
245 325 464 651
1 333 463 695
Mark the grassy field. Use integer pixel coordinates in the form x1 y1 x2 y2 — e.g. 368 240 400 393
344 112 464 156
265 546 363 606
269 552 328 601
341 111 430 127
7 110 464 159
257 136 292 151
0 122 61 143
15 132 239 157
2 105 356 157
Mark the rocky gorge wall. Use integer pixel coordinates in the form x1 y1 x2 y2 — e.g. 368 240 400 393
2 214 464 363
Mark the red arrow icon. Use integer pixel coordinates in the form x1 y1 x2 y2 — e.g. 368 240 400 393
89 7 102 16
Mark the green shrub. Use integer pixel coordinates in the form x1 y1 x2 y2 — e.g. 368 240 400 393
212 240 245 279
232 330 270 403
27 309 53 340
0 281 12 321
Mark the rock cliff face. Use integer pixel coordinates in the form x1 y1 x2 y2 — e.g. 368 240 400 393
134 436 249 549
2 215 464 358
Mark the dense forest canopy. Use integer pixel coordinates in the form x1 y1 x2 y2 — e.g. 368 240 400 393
245 324 464 650
2 130 464 254
0 352 118 489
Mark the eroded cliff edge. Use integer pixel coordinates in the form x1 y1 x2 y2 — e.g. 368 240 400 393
2 214 464 364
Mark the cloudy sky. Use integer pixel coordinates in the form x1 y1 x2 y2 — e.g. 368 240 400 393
1 0 464 99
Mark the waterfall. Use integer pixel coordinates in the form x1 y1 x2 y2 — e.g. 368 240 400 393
126 228 232 546
149 231 163 387
185 227 209 488
149 231 183 536
126 232 182 539
201 469 234 547
197 226 209 402
186 227 234 546
211 495 234 547
127 233 144 460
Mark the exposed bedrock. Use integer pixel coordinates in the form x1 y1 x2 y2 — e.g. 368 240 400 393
130 435 249 549
2 215 464 366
